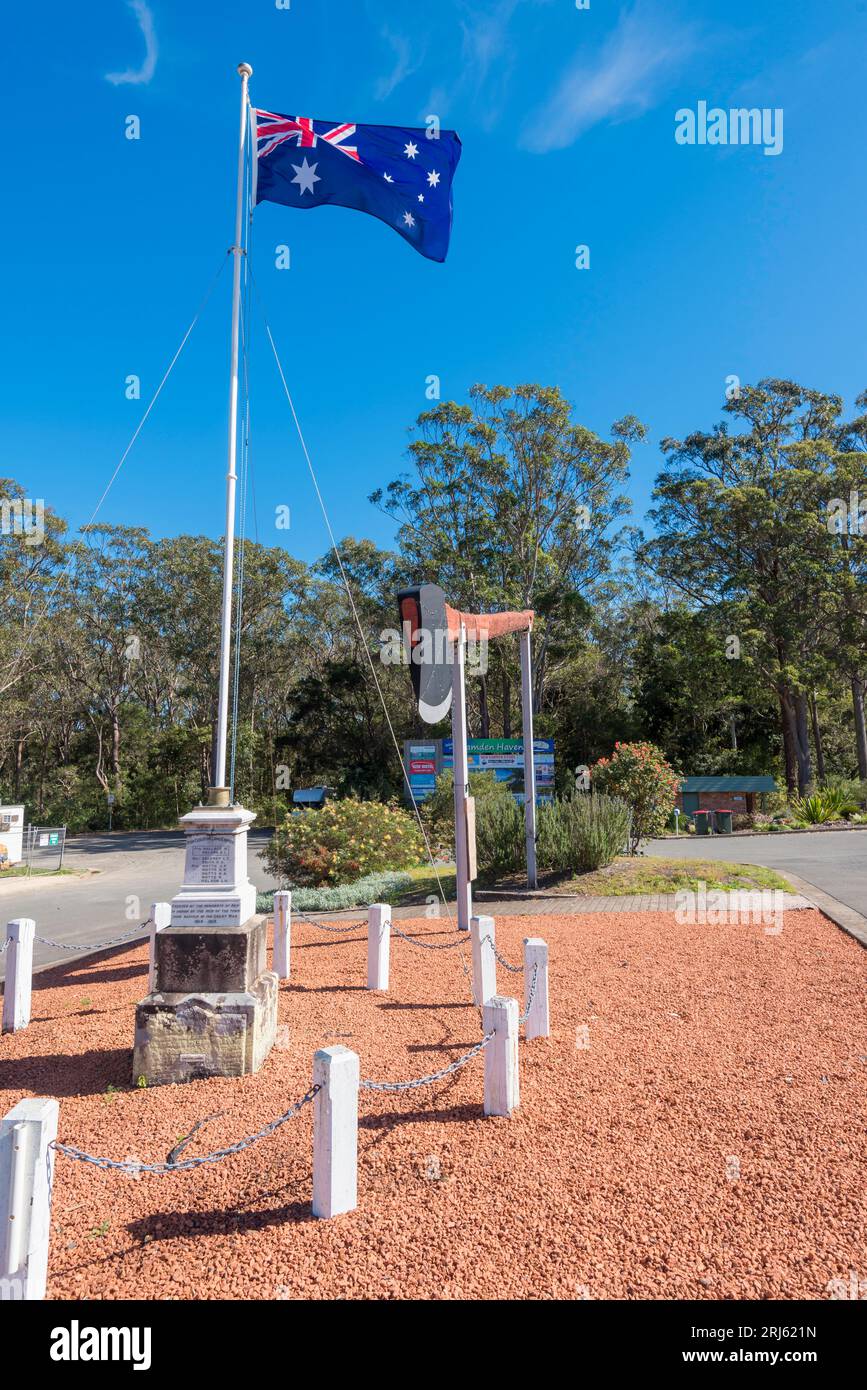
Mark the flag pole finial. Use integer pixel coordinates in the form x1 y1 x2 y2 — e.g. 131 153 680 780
238 62 253 78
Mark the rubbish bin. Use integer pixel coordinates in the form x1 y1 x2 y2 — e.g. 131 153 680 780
694 809 711 836
714 808 733 835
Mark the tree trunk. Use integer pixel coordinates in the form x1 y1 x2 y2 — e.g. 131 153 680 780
111 708 122 795
793 691 813 793
478 674 490 738
779 689 797 795
13 735 23 797
729 713 738 752
502 674 511 739
809 692 826 784
852 675 867 780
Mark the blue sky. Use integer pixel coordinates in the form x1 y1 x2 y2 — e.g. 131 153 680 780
5 0 867 565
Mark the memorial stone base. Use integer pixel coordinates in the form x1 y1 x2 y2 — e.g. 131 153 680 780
132 803 277 1086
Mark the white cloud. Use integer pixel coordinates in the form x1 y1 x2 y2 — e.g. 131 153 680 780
376 29 425 101
105 0 158 87
521 3 701 153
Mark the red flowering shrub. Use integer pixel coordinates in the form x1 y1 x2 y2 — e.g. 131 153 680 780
590 742 681 853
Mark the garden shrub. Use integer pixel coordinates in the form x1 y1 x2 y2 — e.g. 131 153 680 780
256 869 414 913
263 797 424 887
590 742 681 852
422 769 516 856
789 786 859 825
537 793 631 873
475 793 525 878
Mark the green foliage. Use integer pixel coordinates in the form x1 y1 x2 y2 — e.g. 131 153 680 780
789 786 859 824
537 793 631 873
422 769 516 855
591 741 681 852
263 798 424 887
474 794 526 878
256 869 415 913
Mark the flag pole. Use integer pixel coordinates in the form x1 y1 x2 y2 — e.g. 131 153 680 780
210 61 253 806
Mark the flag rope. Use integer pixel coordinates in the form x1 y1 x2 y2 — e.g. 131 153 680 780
4 252 231 693
248 268 455 927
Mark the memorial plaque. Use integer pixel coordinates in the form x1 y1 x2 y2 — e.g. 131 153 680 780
185 836 233 886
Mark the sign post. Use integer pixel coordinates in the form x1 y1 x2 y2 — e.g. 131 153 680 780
519 630 538 889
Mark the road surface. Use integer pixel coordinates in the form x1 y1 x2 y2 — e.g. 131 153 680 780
646 828 867 919
0 829 281 978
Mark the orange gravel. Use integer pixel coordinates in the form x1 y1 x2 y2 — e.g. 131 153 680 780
2 907 864 1301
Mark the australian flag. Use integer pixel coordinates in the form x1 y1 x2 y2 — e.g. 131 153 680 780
252 111 461 262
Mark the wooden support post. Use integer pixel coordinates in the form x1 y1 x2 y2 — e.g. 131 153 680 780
367 903 391 991
0 1097 59 1299
470 914 497 1006
483 996 520 1116
452 627 473 929
519 629 538 889
523 937 550 1039
312 1046 359 1219
2 919 35 1035
147 902 171 993
273 890 291 980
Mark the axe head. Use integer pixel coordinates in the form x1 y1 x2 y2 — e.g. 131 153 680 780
397 582 453 725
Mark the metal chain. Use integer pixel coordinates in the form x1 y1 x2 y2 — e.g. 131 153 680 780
33 919 153 953
292 906 359 934
51 1084 320 1175
392 922 470 951
486 939 524 974
519 962 540 1026
359 1034 492 1092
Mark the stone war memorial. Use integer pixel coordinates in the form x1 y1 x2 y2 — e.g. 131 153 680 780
133 803 277 1085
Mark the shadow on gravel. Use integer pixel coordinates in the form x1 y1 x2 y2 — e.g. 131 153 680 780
125 1197 314 1244
0 1047 133 1097
359 1102 482 1131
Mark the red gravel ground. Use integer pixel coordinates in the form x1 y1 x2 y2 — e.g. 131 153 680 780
2 907 865 1300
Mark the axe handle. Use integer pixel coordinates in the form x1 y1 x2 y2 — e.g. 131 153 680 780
445 605 534 640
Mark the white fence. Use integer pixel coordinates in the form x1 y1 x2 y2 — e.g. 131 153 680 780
1 899 550 1299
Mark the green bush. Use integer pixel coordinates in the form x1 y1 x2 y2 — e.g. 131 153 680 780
475 793 526 878
789 786 860 825
256 869 414 913
537 793 630 873
422 769 516 856
591 742 681 852
263 797 424 887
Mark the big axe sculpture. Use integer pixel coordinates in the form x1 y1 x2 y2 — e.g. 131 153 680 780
397 583 538 925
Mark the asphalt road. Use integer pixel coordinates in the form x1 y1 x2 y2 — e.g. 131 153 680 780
646 828 867 919
0 829 282 978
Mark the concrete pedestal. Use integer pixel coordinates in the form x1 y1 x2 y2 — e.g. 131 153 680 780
132 804 277 1086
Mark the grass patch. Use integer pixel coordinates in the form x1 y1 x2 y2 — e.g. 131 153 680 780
558 856 795 896
0 866 76 878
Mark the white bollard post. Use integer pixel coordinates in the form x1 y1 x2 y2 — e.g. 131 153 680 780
0 1097 59 1299
2 919 35 1035
273 890 291 980
147 902 171 993
523 937 550 1040
312 1046 359 1219
470 914 497 1006
483 995 520 1117
367 903 391 991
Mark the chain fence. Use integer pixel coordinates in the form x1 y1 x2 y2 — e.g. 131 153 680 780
391 922 470 951
51 1084 320 1176
519 962 540 1026
359 1033 492 1092
291 906 361 935
1 920 153 955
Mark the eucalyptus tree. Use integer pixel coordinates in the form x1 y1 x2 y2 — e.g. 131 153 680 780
371 384 643 728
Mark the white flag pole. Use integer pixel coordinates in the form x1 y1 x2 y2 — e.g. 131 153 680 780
211 61 253 805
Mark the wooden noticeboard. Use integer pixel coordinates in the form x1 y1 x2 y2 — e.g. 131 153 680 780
465 795 477 882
